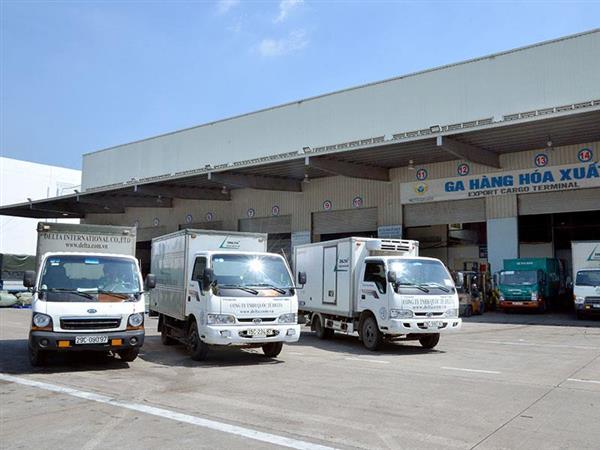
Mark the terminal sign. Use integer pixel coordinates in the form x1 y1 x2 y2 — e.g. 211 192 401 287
401 160 600 204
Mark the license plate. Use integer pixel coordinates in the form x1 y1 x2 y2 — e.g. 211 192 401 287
512 302 523 305
593 304 600 309
425 321 443 329
75 335 109 345
246 328 269 337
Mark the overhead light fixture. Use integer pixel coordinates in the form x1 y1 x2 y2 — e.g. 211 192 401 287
27 197 32 203
62 213 69 216
302 173 311 184
546 138 553 150
429 125 441 133
408 159 415 171
156 195 163 204
221 185 228 195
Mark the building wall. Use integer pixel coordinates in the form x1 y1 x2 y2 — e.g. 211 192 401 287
82 31 600 190
0 157 81 254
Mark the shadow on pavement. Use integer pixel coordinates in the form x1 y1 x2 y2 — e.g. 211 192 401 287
0 338 132 375
139 335 285 368
462 310 600 328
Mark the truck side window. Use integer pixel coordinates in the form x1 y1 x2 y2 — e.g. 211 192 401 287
192 257 207 287
364 262 386 294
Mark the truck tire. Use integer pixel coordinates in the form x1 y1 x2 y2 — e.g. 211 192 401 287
575 311 585 320
313 316 334 340
262 342 283 357
188 321 209 361
118 348 139 362
419 334 440 349
28 345 47 367
361 316 382 351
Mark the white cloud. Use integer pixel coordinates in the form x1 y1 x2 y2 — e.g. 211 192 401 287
216 0 240 15
258 29 308 57
274 0 304 23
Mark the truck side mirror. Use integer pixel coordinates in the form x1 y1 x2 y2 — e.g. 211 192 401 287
297 272 307 286
202 268 214 290
144 274 156 290
387 271 397 283
23 270 36 289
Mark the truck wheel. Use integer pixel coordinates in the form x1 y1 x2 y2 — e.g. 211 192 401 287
188 321 209 361
575 311 584 320
313 316 333 340
465 306 472 317
118 348 139 362
161 327 176 345
538 301 547 313
29 345 47 367
419 334 440 349
262 342 283 357
361 316 382 351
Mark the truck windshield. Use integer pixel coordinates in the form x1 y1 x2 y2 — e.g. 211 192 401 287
389 259 455 292
499 270 537 285
39 255 141 300
211 254 292 289
575 270 600 287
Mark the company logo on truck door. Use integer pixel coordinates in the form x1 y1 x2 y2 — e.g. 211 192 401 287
219 237 241 249
587 245 600 261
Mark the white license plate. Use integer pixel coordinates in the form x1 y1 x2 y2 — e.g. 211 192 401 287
593 304 600 309
512 302 523 305
75 335 109 345
425 321 443 329
246 328 269 337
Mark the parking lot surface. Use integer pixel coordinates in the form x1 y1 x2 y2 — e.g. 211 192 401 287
1 309 599 450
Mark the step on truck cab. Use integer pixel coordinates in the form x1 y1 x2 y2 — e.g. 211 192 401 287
150 229 301 361
24 223 154 366
294 238 461 351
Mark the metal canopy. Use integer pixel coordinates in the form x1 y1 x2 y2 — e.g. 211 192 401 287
1 109 599 219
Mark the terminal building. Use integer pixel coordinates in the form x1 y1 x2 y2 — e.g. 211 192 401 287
1 30 599 277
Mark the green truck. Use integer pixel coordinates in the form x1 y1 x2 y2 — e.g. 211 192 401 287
498 258 565 312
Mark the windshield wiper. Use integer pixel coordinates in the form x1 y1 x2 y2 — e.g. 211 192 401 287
397 283 429 293
217 285 259 295
42 288 95 300
96 290 136 299
248 284 288 294
419 282 450 293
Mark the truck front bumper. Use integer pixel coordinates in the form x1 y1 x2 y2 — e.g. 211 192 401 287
575 302 600 315
29 329 144 352
201 324 301 346
387 318 461 334
500 300 542 309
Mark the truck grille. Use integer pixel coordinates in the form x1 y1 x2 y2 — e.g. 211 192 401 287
60 317 121 330
414 312 444 317
585 297 600 303
237 317 277 323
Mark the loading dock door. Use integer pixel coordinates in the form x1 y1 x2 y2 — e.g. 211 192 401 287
518 188 600 215
238 215 292 260
312 208 378 236
403 199 485 227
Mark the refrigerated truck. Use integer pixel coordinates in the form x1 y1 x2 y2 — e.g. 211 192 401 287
293 238 461 351
150 229 301 361
23 222 153 366
571 241 600 319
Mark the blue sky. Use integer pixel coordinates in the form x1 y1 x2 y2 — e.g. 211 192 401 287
1 1 599 169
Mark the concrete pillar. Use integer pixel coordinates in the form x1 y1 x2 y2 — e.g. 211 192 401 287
487 217 518 274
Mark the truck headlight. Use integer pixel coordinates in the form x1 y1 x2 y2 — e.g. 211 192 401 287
278 313 297 324
531 291 538 301
574 296 585 305
207 314 235 325
499 294 505 301
444 308 458 318
128 313 144 328
32 313 51 329
390 309 413 319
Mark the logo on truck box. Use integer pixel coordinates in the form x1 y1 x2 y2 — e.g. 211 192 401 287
219 237 241 249
42 232 132 250
587 245 600 262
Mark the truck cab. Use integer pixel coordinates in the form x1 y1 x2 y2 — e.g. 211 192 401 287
573 268 600 319
25 252 151 366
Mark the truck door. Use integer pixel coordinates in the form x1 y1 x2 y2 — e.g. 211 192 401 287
188 256 208 315
359 260 389 319
322 246 338 304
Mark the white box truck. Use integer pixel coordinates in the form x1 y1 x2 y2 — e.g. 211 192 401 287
150 229 301 361
571 241 600 319
294 238 461 350
23 222 154 366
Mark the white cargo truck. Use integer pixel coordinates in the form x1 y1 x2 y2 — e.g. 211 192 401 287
294 238 461 350
571 241 600 319
23 222 154 366
150 229 301 361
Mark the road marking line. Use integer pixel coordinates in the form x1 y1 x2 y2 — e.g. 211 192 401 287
0 373 335 450
442 366 501 374
567 378 600 385
345 357 389 364
483 340 599 350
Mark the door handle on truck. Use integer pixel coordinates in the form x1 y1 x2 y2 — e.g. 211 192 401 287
361 294 366 299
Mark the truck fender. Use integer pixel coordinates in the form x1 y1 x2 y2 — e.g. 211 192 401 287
358 310 376 338
309 313 321 332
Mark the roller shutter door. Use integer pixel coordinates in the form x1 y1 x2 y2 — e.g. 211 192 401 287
404 199 485 227
518 188 600 215
312 208 378 235
238 215 291 234
179 221 223 231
